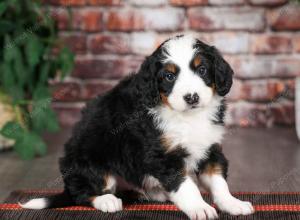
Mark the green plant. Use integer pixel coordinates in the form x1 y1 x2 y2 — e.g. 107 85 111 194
0 0 74 159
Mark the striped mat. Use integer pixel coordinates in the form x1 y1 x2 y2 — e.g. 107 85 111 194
0 190 299 220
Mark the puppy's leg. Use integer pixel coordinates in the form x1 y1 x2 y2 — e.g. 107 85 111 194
147 148 218 220
197 144 254 216
169 176 218 220
200 174 254 216
139 187 168 202
65 171 122 213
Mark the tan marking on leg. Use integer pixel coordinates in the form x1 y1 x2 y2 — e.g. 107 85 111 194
160 134 173 151
211 83 216 94
203 163 223 176
89 196 96 202
103 174 117 193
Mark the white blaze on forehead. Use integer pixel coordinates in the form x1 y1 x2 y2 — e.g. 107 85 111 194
162 35 197 66
161 35 214 112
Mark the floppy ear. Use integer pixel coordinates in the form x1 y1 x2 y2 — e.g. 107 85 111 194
137 55 161 107
211 47 233 96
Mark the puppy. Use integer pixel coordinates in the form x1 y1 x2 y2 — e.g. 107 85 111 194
20 35 254 219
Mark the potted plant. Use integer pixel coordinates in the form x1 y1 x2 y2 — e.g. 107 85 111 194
0 0 74 159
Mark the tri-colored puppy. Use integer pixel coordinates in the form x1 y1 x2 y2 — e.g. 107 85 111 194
20 35 254 220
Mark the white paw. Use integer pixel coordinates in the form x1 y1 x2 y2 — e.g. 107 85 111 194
92 194 123 213
215 196 254 216
19 198 48 209
184 202 218 220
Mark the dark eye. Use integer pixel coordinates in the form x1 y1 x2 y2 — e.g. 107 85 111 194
198 66 207 75
164 73 176 82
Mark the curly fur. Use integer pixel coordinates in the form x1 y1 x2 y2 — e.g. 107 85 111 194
20 35 254 220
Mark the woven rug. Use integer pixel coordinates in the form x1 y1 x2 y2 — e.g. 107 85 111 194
0 190 299 220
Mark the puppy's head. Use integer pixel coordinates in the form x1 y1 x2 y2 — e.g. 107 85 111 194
140 35 233 112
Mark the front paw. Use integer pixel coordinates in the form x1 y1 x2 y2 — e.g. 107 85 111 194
92 194 123 213
215 196 254 216
183 202 218 220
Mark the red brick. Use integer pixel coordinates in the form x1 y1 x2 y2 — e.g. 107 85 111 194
131 32 158 55
51 82 82 102
208 0 245 5
227 102 270 127
210 32 249 54
72 56 143 79
227 79 243 101
51 9 70 30
73 10 102 32
229 57 300 79
284 79 295 99
61 34 87 54
268 6 300 31
227 57 271 79
243 80 286 102
228 79 287 102
43 0 86 6
188 8 265 31
250 35 292 54
293 36 300 52
170 0 208 6
227 100 294 127
273 59 300 78
130 0 167 6
87 0 122 5
106 8 184 32
270 101 294 125
52 103 85 126
82 80 118 99
106 10 143 31
89 34 131 54
73 58 125 79
249 0 288 6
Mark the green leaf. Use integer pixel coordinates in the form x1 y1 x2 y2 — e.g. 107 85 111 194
0 0 73 159
4 35 17 62
44 108 60 132
0 21 14 34
39 62 50 84
2 63 24 101
14 140 35 160
8 0 21 13
58 47 74 79
13 131 47 160
31 86 60 133
2 63 15 89
1 121 24 140
13 46 28 87
29 132 47 156
31 100 60 133
25 35 44 68
33 86 50 101
0 2 8 17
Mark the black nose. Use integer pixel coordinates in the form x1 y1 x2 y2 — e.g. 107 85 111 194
183 93 199 105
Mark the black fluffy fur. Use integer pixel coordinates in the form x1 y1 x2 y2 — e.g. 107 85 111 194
31 36 233 208
196 144 229 179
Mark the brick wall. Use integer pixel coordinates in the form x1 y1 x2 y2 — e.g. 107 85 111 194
45 0 300 127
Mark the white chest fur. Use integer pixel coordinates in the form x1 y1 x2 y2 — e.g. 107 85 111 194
150 98 225 172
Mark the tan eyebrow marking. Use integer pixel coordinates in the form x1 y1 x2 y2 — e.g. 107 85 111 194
193 55 202 67
165 63 177 73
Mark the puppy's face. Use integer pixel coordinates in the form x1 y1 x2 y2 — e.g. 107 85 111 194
152 35 233 112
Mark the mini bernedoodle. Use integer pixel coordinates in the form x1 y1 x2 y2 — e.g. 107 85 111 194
20 35 254 220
